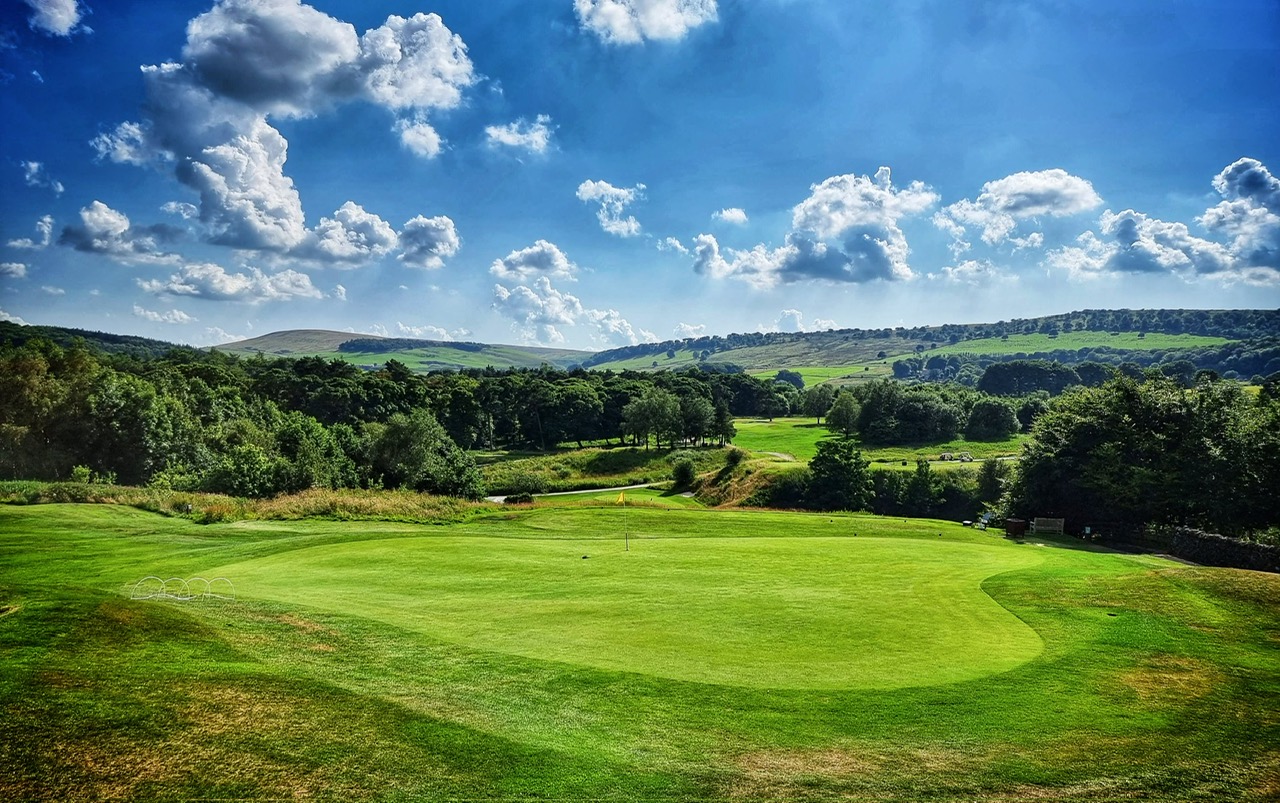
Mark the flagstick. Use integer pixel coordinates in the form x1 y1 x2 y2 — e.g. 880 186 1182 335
624 498 629 552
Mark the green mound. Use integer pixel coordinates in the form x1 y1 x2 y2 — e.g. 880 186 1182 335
208 529 1043 689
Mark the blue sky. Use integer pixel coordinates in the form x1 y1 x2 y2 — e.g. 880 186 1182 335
2 0 1278 350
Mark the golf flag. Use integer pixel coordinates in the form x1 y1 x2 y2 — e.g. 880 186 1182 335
616 491 625 505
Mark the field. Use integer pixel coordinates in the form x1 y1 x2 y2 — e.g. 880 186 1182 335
731 417 1026 464
930 331 1231 357
2 502 1277 800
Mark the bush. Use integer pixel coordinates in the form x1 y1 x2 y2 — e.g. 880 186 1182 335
725 447 748 467
671 458 696 488
503 492 535 505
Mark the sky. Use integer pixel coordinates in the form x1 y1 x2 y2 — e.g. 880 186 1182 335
2 0 1279 351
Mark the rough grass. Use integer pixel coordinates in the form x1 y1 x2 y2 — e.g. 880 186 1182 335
2 503 1277 801
0 482 491 525
480 446 728 495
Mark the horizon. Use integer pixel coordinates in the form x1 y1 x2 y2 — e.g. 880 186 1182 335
3 0 1279 349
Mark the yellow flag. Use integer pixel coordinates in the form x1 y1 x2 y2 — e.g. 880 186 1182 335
616 492 625 505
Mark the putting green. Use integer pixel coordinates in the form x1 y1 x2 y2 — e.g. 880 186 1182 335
209 533 1045 689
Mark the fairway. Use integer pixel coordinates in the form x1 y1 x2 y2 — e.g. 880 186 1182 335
3 502 1278 801
208 529 1044 689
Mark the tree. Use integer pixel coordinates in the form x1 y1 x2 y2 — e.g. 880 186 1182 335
965 397 1020 441
775 369 805 390
802 384 836 423
806 438 872 511
371 409 484 499
825 393 861 438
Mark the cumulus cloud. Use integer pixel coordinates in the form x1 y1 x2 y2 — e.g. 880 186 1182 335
1047 210 1235 280
575 0 718 44
396 322 461 340
934 168 1101 253
398 215 460 269
133 304 195 324
294 201 398 267
21 161 63 195
695 167 938 288
492 275 650 346
713 207 748 225
94 2 476 252
657 236 689 254
202 326 245 345
0 309 30 325
486 114 554 154
138 262 323 302
395 117 443 158
576 179 645 237
22 0 83 37
776 309 805 332
7 215 53 249
41 286 65 295
332 284 347 301
674 322 705 338
58 201 184 264
1198 157 1280 271
490 239 577 282
1 263 29 279
161 201 199 220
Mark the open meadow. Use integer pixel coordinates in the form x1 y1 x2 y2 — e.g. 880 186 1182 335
2 501 1277 801
731 417 1026 465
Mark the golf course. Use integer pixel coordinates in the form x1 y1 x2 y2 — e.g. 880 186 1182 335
2 501 1277 800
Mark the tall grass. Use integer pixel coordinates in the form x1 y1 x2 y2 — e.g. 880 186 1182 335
0 481 490 525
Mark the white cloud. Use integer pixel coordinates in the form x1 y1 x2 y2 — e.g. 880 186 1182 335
94 2 476 253
396 322 470 341
22 0 83 37
161 201 199 220
657 236 689 254
7 215 52 250
202 326 245 345
295 201 398 267
58 201 183 264
492 275 648 346
575 0 718 44
360 13 475 111
713 207 748 225
133 304 195 324
486 114 554 154
930 259 1012 285
1 263 29 279
21 161 64 195
674 322 705 338
694 167 939 289
576 179 645 237
41 286 65 295
934 168 1101 251
333 284 347 301
812 318 837 331
398 215 460 269
490 239 577 282
1047 210 1237 281
138 262 323 302
395 117 443 158
1198 157 1280 272
0 309 30 325
777 309 805 332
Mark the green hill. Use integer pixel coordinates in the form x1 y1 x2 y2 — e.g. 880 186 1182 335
215 329 592 371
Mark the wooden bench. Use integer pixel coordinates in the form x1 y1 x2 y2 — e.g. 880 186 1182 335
1032 517 1065 535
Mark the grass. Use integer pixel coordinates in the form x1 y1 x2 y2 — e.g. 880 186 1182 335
1 502 1277 800
930 330 1231 357
480 445 728 494
731 417 1026 464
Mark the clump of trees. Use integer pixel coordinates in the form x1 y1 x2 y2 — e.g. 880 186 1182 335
1001 374 1280 537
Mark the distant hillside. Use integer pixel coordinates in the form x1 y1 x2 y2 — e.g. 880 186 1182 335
0 320 189 359
215 329 592 371
584 308 1280 374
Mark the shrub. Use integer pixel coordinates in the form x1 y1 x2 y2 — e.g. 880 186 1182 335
671 458 696 488
504 492 535 505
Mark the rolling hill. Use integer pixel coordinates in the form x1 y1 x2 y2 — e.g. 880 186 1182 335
214 329 593 371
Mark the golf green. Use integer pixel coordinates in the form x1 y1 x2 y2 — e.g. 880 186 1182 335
208 532 1045 689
